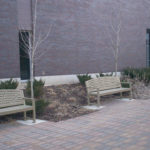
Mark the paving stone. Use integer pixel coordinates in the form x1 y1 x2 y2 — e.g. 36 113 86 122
0 100 150 149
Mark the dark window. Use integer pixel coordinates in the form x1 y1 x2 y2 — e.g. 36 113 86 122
19 31 30 80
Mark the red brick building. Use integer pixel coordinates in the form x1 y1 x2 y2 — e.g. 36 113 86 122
0 0 150 80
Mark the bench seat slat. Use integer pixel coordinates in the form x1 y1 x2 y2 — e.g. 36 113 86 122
0 105 33 116
90 88 131 96
0 90 24 108
86 77 121 93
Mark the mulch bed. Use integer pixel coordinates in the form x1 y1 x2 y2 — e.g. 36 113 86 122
122 78 150 100
42 84 96 122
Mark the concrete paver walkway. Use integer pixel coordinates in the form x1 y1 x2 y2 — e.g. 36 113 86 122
0 100 150 150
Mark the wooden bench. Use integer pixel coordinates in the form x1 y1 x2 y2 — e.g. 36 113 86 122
85 77 132 106
0 90 36 122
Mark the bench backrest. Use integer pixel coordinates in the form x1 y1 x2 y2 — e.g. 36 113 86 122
0 90 24 108
86 77 121 93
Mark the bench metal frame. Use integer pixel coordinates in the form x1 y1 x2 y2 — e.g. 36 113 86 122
0 90 36 122
85 77 132 106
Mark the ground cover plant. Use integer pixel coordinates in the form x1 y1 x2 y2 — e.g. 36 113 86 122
77 74 92 85
123 68 150 84
0 79 18 89
26 79 45 98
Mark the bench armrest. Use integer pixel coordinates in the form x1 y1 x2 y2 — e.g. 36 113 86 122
86 87 101 95
121 82 132 88
23 97 35 108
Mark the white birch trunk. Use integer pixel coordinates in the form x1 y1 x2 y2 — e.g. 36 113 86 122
108 5 121 76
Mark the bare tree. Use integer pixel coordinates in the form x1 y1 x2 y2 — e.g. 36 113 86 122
107 5 122 76
19 0 51 122
95 2 122 76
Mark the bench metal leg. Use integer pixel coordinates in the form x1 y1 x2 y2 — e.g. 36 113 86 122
87 94 90 105
130 90 133 100
120 92 122 98
97 92 100 106
24 112 26 120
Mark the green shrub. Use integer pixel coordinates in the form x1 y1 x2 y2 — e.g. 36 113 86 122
96 73 104 78
123 68 136 79
121 82 130 88
77 74 92 85
26 99 49 116
96 72 113 78
122 67 150 84
0 79 18 89
26 79 45 98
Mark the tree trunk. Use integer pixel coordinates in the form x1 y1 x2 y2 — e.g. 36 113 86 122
115 46 119 76
115 54 118 76
30 54 36 122
30 58 34 99
115 60 118 76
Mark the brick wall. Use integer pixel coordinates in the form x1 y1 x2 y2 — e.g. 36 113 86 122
0 0 150 79
17 0 32 30
0 0 20 79
34 0 150 76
